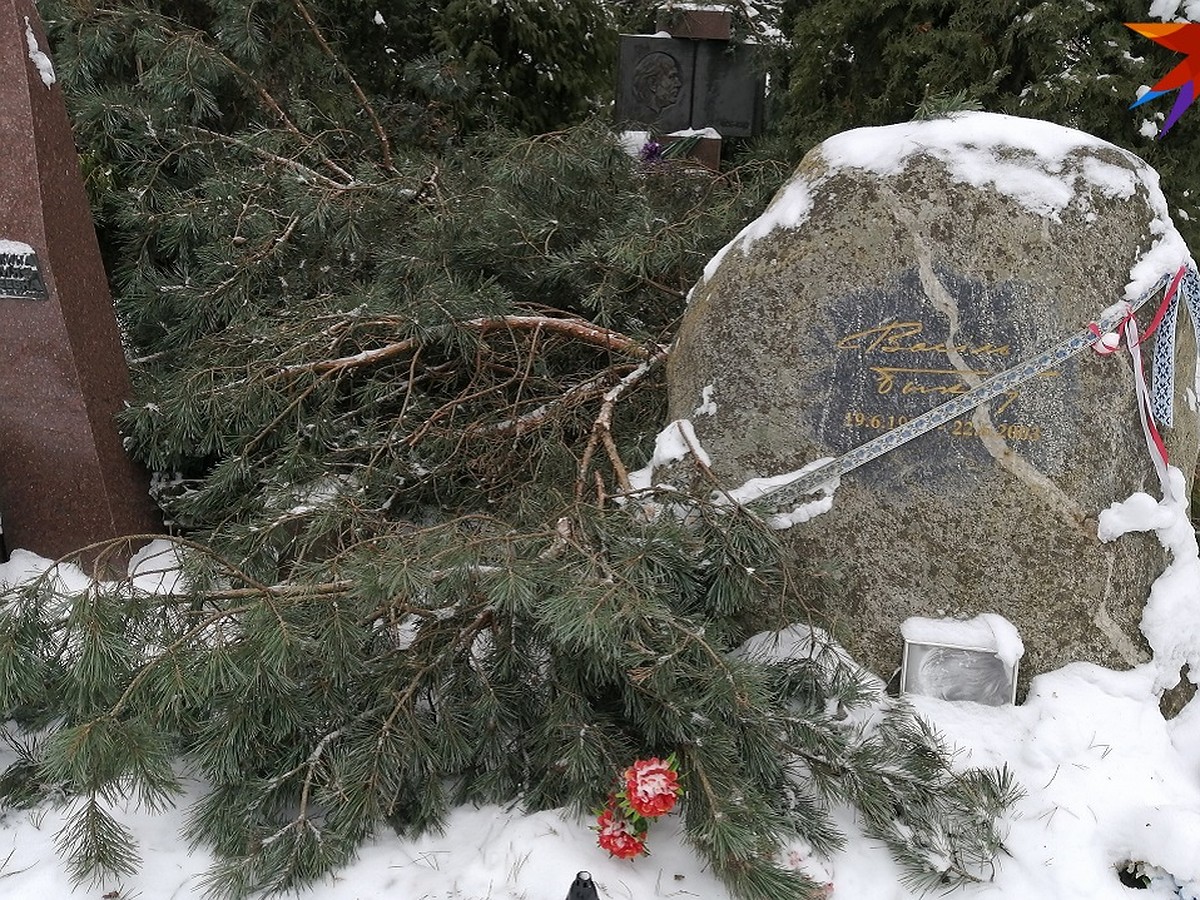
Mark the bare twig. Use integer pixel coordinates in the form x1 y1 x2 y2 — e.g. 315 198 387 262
600 429 632 494
466 315 662 360
268 315 664 382
486 367 632 437
575 348 669 500
268 338 421 382
291 0 395 171
183 126 350 191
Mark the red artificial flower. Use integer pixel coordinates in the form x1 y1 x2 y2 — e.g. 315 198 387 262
622 757 681 819
596 805 647 859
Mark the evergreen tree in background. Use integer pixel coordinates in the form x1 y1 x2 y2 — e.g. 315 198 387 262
779 0 1200 245
435 0 617 132
0 2 1020 898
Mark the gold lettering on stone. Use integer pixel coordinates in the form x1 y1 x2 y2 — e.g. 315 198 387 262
837 319 1058 416
835 321 1010 358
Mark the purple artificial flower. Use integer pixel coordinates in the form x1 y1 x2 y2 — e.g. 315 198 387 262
638 140 664 164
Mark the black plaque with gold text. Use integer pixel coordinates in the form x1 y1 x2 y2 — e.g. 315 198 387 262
806 266 1075 488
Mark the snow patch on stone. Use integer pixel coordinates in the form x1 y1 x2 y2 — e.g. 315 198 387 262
0 239 35 255
669 127 721 139
692 383 717 417
817 113 1106 221
626 419 838 529
702 175 818 281
24 17 56 88
763 493 835 530
1124 163 1192 300
701 112 1192 300
1098 466 1200 693
0 541 191 601
627 419 710 492
721 457 839 530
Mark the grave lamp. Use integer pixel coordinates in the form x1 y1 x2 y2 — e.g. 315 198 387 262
899 615 1022 706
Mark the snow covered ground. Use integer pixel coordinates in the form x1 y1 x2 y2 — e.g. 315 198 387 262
0 460 1198 900
0 625 1197 900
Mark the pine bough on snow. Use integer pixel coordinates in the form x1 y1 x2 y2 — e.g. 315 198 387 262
0 504 1018 900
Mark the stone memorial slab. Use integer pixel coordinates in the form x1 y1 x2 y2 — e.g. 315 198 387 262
0 1 160 559
616 34 764 139
666 113 1198 693
691 42 764 138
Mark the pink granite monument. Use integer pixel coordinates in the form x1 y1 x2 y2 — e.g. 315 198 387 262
0 1 160 559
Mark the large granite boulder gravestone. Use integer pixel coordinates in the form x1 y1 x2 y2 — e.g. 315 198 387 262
668 113 1198 691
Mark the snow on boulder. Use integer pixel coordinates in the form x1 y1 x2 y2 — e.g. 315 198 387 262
666 112 1198 698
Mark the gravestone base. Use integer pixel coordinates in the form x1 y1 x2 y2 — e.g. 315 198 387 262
663 134 721 171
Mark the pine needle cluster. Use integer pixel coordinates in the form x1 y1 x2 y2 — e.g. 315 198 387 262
0 2 1025 897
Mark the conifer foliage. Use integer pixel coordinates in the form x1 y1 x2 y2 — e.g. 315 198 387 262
0 2 1021 898
779 0 1200 254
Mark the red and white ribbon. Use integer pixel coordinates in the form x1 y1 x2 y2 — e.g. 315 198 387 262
1086 267 1189 502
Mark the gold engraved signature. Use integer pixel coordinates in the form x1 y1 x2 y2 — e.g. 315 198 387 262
834 319 1059 414
836 321 1010 358
869 366 1059 414
870 365 990 396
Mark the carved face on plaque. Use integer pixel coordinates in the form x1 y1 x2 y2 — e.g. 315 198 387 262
632 52 684 113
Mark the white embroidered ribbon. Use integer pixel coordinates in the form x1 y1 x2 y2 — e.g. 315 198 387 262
1123 316 1175 501
1151 268 1200 427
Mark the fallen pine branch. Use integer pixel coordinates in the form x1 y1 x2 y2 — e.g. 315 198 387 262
268 314 668 381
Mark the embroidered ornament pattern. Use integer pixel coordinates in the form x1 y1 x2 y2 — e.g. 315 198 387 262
1149 268 1200 427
